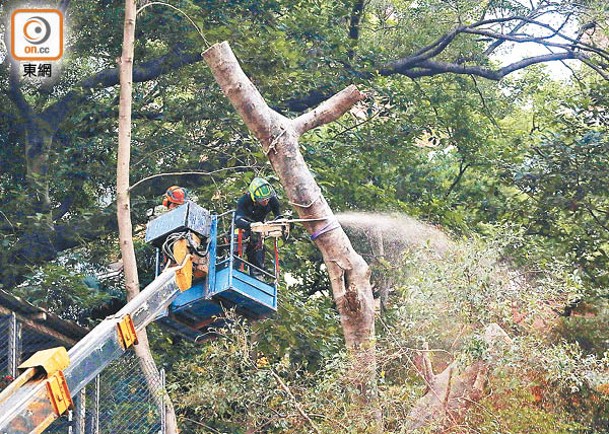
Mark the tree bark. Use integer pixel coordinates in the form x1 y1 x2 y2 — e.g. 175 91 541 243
203 41 381 429
116 1 178 432
347 0 365 60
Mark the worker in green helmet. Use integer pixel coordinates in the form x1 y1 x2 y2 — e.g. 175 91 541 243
235 177 282 276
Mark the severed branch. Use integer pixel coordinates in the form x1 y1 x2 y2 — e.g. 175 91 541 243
270 369 321 434
203 41 365 145
203 41 285 144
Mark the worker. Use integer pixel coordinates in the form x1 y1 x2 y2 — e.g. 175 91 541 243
157 185 208 277
162 185 187 209
234 177 282 276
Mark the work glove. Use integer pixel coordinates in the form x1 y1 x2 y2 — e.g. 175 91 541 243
236 216 254 230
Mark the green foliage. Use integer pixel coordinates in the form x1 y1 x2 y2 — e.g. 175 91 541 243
13 262 112 321
2 0 609 431
166 233 609 432
553 302 609 357
168 313 356 433
510 130 609 286
468 382 587 434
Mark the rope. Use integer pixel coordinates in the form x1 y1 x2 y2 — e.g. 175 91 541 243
288 191 322 209
136 2 211 48
264 129 286 155
310 220 340 241
281 216 331 223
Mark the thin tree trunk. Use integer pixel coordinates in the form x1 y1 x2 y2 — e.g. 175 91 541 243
24 118 53 215
116 1 178 432
203 41 381 430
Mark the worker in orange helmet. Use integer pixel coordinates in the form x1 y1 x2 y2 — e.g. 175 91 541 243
162 186 187 209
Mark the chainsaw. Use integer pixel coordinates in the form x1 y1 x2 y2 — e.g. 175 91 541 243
250 219 291 239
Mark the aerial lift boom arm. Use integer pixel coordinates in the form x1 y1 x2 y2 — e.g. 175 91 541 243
0 201 286 434
0 264 186 434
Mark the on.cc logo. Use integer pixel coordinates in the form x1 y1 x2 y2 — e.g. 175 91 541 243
23 16 52 45
11 9 63 61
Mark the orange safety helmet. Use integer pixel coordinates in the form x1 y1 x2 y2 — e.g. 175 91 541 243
162 186 187 207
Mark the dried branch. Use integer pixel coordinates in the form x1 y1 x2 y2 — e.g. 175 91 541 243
270 369 321 434
421 341 436 386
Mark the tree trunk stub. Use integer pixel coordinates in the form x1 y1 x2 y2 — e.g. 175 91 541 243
203 41 374 345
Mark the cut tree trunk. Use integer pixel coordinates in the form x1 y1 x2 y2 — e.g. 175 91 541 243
203 41 381 429
406 323 512 431
116 1 178 432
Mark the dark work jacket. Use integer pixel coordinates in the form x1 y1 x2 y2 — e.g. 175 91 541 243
234 194 281 230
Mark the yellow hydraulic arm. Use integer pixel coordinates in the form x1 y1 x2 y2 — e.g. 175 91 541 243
0 258 192 434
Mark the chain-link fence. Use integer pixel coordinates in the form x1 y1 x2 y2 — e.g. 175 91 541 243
0 315 11 379
0 313 166 434
83 351 165 434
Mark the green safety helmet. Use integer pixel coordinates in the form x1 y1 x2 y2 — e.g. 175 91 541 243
248 177 275 203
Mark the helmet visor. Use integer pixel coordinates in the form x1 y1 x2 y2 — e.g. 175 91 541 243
253 184 273 201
